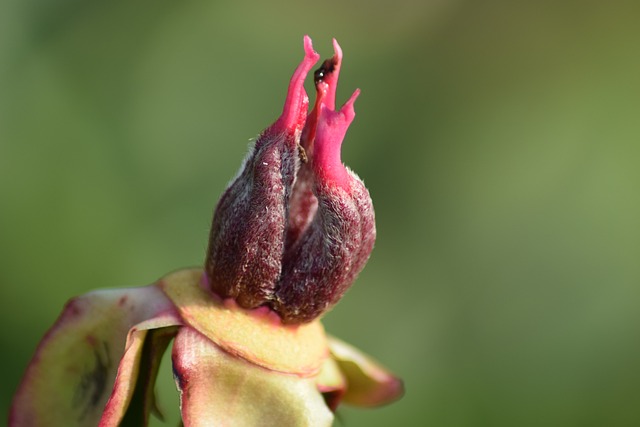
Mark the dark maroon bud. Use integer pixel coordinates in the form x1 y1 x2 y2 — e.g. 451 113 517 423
273 38 375 322
205 37 319 308
205 37 376 324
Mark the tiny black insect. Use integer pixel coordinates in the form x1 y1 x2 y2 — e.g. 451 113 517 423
314 58 337 85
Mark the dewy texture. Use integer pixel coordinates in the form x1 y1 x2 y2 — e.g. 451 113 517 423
205 37 376 324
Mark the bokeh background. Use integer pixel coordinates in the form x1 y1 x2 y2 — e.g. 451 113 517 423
2 0 640 426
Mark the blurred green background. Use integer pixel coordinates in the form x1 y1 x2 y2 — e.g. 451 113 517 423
2 0 640 425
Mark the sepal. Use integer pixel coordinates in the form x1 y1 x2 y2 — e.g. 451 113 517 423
172 327 334 427
328 336 404 407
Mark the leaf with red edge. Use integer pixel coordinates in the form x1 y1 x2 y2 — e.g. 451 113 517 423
172 327 334 427
10 284 180 427
328 336 404 407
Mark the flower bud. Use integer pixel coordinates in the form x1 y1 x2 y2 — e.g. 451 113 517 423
205 36 376 324
205 37 318 309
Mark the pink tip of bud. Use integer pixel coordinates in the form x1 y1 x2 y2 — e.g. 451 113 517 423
340 88 360 123
313 88 360 189
321 39 343 111
332 38 343 59
300 38 349 166
272 36 320 136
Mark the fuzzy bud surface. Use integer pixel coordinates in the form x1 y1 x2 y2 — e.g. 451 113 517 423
205 37 376 324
